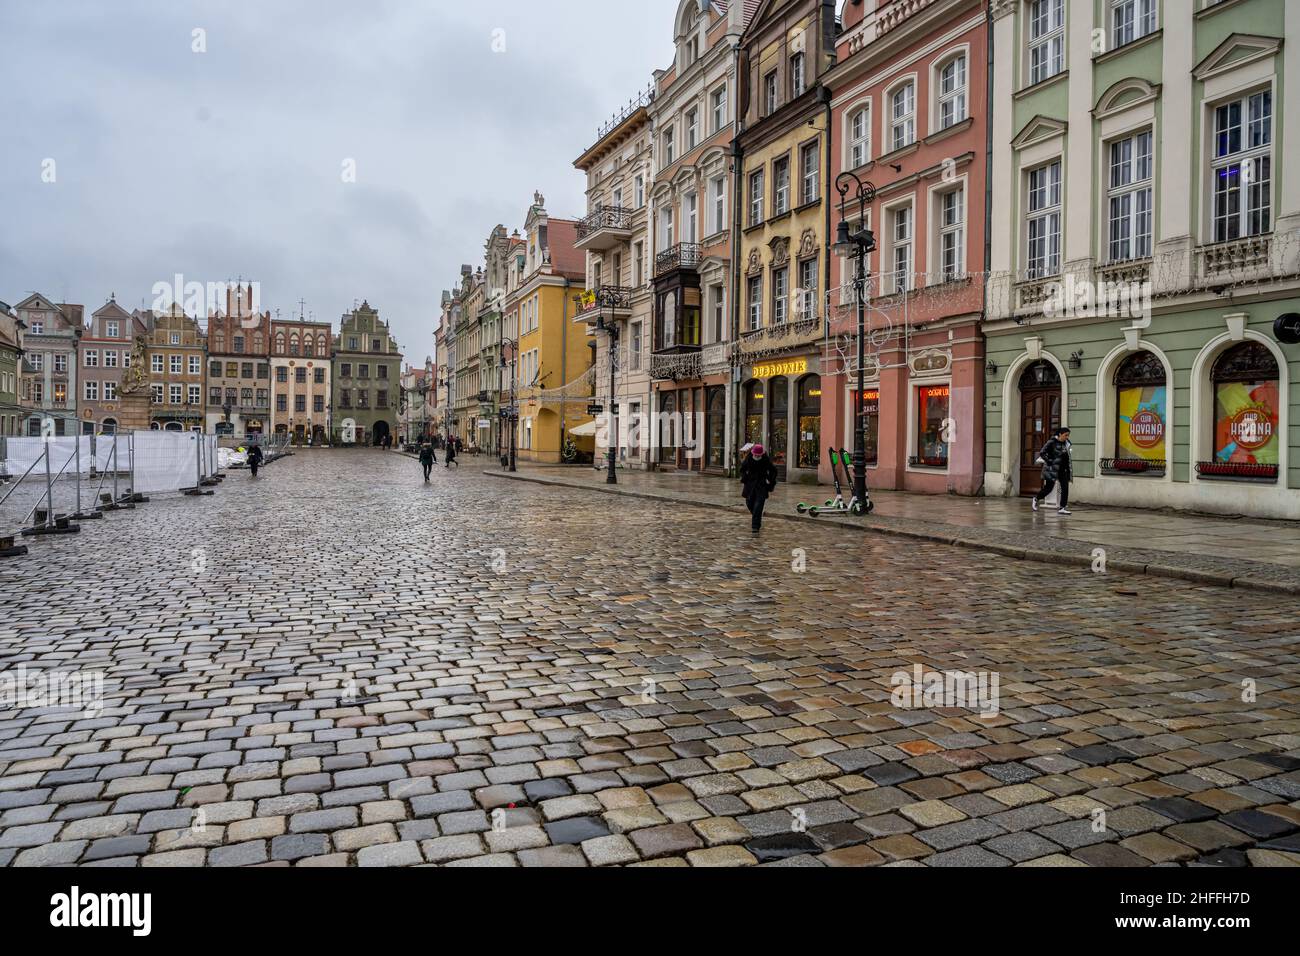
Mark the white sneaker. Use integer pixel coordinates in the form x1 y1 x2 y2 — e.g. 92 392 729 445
1057 508 1072 516
1031 496 1038 512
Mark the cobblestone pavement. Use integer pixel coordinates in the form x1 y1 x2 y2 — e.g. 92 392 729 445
491 463 1300 593
1 449 1299 868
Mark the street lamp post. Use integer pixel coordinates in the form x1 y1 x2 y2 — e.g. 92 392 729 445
595 316 618 485
832 171 877 514
499 338 518 473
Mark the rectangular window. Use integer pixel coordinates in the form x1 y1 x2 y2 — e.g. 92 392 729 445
55 354 67 374
772 267 789 325
938 56 967 129
84 349 98 367
764 71 778 115
104 350 118 368
891 82 915 150
801 142 820 206
84 380 99 401
798 258 818 320
939 188 965 282
711 284 726 342
663 125 675 166
630 322 642 370
686 108 699 150
1212 90 1272 242
685 192 697 242
773 156 790 215
790 53 806 98
633 241 644 285
315 368 325 384
106 321 119 338
314 396 325 413
242 362 254 378
210 387 222 404
277 394 288 412
747 275 763 331
749 170 765 226
226 362 238 378
1107 130 1153 261
892 205 913 292
1029 0 1065 85
210 360 222 378
188 384 201 405
1111 0 1156 48
295 395 306 412
635 174 645 208
712 85 727 133
30 353 43 372
916 385 951 466
1026 160 1063 277
168 355 181 374
103 381 117 401
341 362 352 377
189 356 201 375
377 365 388 379
296 367 307 384
169 384 183 405
710 176 727 234
150 384 162 405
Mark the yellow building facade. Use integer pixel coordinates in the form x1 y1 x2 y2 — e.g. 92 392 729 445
509 193 595 463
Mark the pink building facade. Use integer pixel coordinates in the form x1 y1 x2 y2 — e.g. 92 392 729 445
822 0 987 495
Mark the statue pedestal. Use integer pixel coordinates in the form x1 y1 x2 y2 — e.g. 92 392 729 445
115 388 152 432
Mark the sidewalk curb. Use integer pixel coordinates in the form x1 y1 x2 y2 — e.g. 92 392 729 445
484 470 1299 596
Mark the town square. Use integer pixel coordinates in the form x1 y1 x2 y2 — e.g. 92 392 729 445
0 0 1298 934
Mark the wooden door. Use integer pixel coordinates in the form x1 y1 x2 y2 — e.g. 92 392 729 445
1019 387 1060 495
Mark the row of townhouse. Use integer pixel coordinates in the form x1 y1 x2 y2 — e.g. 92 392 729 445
1 287 403 446
550 0 1300 519
435 196 592 463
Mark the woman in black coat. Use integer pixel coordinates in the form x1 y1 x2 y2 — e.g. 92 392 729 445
1032 427 1072 515
739 443 779 532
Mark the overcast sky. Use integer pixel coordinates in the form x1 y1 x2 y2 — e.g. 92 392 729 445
0 0 682 361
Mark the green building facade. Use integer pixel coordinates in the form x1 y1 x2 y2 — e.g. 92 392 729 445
331 302 402 446
985 0 1300 519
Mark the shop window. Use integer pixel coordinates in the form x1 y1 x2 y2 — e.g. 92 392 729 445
768 376 788 469
1199 341 1280 481
706 387 726 469
1104 350 1166 475
914 384 950 467
659 391 677 464
744 380 764 445
796 376 821 468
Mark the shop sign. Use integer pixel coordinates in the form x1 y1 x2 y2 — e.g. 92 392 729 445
753 358 807 379
1128 408 1165 449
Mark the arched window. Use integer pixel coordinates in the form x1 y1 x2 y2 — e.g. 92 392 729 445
848 104 871 169
274 332 285 355
744 380 764 445
290 335 300 357
1114 350 1167 463
1209 341 1279 475
796 375 821 468
1019 359 1061 389
254 333 264 354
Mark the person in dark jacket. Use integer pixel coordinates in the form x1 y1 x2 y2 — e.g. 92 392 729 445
739 443 779 532
1032 427 1073 515
419 443 435 482
247 444 264 478
445 438 458 468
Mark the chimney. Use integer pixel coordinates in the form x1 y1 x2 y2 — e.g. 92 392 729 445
728 0 743 32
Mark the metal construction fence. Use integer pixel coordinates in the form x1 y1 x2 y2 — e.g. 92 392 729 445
0 431 226 542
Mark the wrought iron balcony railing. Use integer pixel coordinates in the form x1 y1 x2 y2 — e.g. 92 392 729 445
575 206 633 240
575 286 634 320
655 242 702 277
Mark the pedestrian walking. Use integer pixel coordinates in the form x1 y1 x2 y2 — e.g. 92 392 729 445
739 442 778 533
247 443 265 478
419 443 435 482
1031 426 1073 516
445 439 458 468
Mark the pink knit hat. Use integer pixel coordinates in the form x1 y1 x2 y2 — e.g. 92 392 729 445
751 444 765 457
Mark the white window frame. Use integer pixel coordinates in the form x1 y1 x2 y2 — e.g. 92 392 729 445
773 155 791 215
747 275 763 331
712 84 728 133
1106 129 1153 262
800 140 820 206
772 266 789 325
935 51 968 132
846 101 871 170
1025 159 1063 278
169 354 182 374
797 257 819 320
764 70 779 115
685 191 698 243
888 79 916 152
686 107 699 150
710 175 727 235
84 349 98 367
151 354 164 373
169 384 183 405
84 380 98 401
1209 88 1272 243
106 321 119 338
1027 0 1065 86
790 53 806 98
663 125 675 167
104 350 118 368
749 169 765 226
1110 0 1156 50
885 200 914 294
929 180 967 284
189 355 201 375
103 381 117 401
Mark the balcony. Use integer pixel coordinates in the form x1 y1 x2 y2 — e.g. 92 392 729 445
574 286 634 325
1198 235 1272 284
655 242 702 278
575 206 634 251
